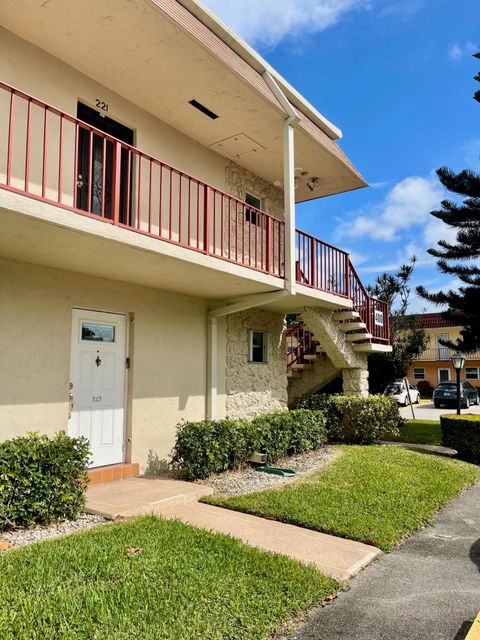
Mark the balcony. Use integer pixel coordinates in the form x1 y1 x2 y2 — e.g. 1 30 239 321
0 80 389 343
415 348 480 362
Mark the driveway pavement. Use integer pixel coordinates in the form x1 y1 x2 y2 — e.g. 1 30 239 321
400 401 480 421
287 482 480 640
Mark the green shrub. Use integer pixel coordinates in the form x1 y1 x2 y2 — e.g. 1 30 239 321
171 410 327 480
251 410 327 461
171 419 253 480
296 394 400 444
441 414 480 464
0 432 90 530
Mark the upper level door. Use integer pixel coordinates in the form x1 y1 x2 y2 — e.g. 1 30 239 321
76 103 134 224
436 333 449 360
69 309 127 468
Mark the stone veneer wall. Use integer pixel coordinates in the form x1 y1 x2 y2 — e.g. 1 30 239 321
225 160 284 219
225 309 288 419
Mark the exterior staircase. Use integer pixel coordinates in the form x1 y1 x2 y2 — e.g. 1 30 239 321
286 300 392 404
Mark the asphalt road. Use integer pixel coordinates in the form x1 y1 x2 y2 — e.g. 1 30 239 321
400 401 480 421
287 482 480 640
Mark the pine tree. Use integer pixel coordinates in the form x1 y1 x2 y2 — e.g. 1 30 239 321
417 51 480 353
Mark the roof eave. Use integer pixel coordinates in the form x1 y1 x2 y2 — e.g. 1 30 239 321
174 0 343 141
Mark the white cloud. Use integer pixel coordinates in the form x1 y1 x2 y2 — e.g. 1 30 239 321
202 0 369 48
448 41 478 61
448 44 463 61
337 175 444 242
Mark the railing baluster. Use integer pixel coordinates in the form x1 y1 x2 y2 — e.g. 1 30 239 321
204 185 211 255
111 140 122 226
24 97 31 192
42 107 48 198
58 114 64 204
6 90 15 187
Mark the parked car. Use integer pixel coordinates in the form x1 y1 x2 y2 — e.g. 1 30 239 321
384 381 420 406
433 381 480 408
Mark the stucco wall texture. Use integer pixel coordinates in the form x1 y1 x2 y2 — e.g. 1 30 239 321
0 258 291 469
0 257 224 470
225 309 288 419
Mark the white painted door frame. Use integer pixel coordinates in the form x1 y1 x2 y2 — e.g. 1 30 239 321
68 308 128 468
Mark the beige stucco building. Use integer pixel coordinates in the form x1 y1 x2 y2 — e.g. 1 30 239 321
0 0 391 474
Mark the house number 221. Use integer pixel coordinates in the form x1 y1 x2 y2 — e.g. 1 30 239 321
95 99 108 113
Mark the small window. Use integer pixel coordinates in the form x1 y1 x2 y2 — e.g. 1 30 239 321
466 367 480 380
413 368 425 380
245 192 262 226
249 330 268 363
82 322 115 343
438 368 451 383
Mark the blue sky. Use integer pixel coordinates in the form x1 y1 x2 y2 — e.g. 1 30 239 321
203 0 479 312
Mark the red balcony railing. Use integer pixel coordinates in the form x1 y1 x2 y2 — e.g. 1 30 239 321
0 81 284 278
0 80 389 344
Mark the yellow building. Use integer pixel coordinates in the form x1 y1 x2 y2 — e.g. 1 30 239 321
0 0 391 475
407 313 480 391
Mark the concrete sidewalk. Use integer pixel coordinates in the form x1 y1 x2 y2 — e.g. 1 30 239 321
87 477 381 582
287 482 480 640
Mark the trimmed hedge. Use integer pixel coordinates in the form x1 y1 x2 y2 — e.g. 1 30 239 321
0 432 90 530
170 419 253 481
171 410 327 480
295 394 400 444
441 414 480 464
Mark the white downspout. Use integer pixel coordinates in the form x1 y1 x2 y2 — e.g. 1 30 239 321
206 74 300 421
262 70 300 295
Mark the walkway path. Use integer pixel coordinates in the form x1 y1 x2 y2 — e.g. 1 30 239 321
287 482 480 640
87 477 381 582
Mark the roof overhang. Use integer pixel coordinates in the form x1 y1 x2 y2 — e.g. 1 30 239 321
0 0 366 203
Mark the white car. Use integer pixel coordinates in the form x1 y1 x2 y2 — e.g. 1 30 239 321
384 381 420 406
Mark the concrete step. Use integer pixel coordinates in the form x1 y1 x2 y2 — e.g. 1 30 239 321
316 345 324 353
338 322 367 332
354 342 392 353
287 371 302 379
88 463 139 485
291 363 313 370
304 354 317 361
161 501 382 582
345 333 373 342
334 310 361 322
87 478 213 518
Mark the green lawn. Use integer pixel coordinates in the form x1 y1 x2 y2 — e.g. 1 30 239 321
0 516 337 640
204 446 479 552
387 419 443 445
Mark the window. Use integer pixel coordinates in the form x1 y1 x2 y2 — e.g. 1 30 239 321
438 368 451 383
466 367 480 380
245 192 262 226
82 322 115 343
249 330 268 363
413 368 425 380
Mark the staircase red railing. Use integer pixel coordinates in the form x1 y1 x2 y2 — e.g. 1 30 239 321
348 262 389 343
286 321 318 370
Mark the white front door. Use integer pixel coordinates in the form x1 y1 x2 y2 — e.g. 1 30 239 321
69 309 127 468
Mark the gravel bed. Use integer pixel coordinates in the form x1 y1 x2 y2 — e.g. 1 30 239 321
204 446 339 497
1 513 107 548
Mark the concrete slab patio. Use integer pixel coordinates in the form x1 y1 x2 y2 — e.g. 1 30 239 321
87 477 382 582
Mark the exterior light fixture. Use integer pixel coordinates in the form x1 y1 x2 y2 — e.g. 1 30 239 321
450 352 465 415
